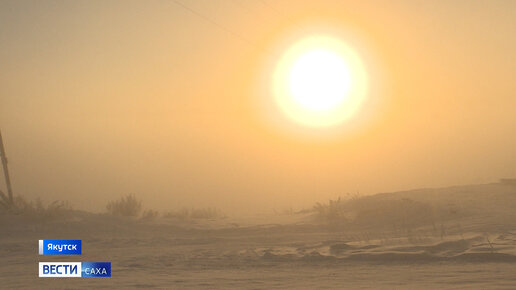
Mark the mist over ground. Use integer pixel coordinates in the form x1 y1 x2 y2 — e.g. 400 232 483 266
1 0 516 214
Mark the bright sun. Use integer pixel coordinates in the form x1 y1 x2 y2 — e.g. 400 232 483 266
274 36 367 127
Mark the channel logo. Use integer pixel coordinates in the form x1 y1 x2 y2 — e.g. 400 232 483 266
38 262 81 277
81 262 112 277
39 262 111 277
39 240 81 255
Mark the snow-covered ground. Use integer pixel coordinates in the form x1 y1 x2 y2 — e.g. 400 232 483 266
2 182 516 289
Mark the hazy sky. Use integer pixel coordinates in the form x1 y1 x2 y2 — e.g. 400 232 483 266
1 0 515 213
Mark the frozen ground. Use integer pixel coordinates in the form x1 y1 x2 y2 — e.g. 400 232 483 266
2 182 516 289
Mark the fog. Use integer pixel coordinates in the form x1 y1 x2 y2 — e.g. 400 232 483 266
1 0 516 214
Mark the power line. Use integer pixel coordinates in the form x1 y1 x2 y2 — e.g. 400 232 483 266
171 0 272 55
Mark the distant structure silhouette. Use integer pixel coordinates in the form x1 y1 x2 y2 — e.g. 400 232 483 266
0 130 14 208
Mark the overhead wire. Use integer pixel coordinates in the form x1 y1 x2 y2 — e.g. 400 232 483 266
170 0 273 56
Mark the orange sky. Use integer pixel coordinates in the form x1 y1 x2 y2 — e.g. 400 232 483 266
1 0 515 213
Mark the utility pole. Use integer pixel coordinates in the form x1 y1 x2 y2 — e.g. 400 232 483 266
0 130 13 206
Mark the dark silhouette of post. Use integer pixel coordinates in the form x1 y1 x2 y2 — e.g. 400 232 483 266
0 130 13 206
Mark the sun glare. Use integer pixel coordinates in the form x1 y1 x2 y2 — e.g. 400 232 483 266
274 36 367 128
